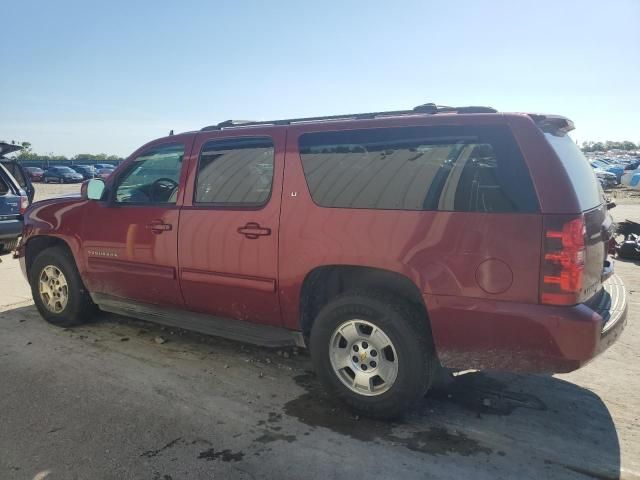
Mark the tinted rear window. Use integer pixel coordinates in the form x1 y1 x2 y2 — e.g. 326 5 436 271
2 162 26 187
195 137 274 206
299 125 539 212
0 175 8 195
544 133 601 210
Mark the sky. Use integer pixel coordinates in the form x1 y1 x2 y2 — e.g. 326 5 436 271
1 0 638 157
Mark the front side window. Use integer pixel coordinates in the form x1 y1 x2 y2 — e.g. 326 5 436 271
195 137 274 206
115 144 184 204
299 125 539 213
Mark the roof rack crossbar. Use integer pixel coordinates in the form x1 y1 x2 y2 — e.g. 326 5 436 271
200 103 497 131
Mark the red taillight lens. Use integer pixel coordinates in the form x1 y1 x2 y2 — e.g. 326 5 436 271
19 195 29 215
541 215 586 305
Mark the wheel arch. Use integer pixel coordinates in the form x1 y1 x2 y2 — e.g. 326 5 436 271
298 265 433 342
25 235 77 280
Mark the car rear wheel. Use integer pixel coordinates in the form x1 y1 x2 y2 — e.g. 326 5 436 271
30 246 96 327
310 290 436 419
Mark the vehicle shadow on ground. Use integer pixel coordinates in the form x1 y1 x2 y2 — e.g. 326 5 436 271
615 256 640 267
283 370 620 478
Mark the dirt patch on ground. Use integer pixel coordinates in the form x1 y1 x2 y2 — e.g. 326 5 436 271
283 372 495 457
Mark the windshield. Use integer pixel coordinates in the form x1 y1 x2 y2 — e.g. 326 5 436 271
544 133 601 210
56 167 75 173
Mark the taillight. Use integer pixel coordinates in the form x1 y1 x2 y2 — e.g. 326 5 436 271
19 195 29 215
541 215 586 306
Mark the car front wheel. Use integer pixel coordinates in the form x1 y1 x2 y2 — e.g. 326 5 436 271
310 291 436 419
30 246 96 327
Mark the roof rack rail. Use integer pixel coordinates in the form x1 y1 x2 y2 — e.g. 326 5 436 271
200 103 497 131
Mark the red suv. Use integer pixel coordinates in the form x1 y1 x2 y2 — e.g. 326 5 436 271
16 103 627 418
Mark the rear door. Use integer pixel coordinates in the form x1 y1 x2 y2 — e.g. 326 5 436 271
178 129 285 326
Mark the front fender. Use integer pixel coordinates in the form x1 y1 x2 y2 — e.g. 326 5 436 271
20 197 88 274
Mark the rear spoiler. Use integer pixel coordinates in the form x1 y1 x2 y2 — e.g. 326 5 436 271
528 114 575 136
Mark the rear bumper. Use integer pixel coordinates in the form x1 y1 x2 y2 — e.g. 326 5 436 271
427 274 628 373
0 219 23 241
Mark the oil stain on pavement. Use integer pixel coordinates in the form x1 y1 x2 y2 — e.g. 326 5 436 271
281 372 510 457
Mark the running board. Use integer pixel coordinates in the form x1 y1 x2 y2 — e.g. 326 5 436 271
93 294 305 348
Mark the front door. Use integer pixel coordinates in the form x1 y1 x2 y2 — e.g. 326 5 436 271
178 131 285 325
81 142 189 306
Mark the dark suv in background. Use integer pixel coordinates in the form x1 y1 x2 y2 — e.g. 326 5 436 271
16 103 628 418
70 164 96 180
43 166 84 183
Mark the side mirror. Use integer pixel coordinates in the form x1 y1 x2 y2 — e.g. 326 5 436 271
86 178 106 200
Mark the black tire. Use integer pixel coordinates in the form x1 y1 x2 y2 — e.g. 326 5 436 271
309 290 436 420
30 246 96 327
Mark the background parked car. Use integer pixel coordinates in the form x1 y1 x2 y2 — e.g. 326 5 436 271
593 168 617 189
25 166 44 182
43 166 84 183
591 160 624 183
96 168 114 180
621 168 640 190
70 164 96 180
0 163 28 253
95 163 115 170
0 143 35 203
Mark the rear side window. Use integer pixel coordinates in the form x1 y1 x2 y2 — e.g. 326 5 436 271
299 125 539 212
195 137 274 206
544 133 601 210
0 175 8 195
3 163 26 188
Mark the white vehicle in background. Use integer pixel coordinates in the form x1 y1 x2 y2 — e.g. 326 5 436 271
621 168 640 190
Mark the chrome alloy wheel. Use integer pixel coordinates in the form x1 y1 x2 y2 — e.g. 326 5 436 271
39 265 69 314
329 319 398 396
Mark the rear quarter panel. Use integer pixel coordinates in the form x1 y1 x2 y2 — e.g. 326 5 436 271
278 116 543 331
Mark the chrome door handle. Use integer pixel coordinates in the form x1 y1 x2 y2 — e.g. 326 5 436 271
237 222 271 239
146 220 172 234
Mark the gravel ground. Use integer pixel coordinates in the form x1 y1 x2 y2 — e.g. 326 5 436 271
0 182 638 479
